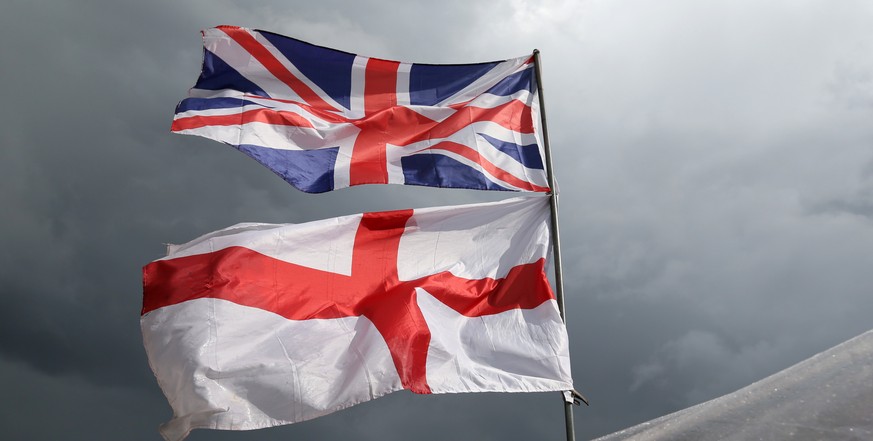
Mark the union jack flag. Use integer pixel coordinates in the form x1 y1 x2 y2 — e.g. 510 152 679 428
171 26 549 193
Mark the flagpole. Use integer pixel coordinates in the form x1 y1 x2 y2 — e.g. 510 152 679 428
532 49 578 441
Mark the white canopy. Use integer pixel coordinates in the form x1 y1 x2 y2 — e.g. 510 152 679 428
595 330 873 440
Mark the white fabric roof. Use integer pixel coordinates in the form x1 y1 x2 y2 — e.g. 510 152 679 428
594 330 873 440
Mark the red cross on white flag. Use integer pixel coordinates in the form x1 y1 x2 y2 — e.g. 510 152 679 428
141 196 572 441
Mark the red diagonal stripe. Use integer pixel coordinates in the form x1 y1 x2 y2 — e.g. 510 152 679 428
420 100 535 142
219 26 340 112
424 141 550 192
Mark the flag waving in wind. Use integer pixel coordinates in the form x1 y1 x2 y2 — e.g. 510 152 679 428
171 26 549 193
142 196 572 441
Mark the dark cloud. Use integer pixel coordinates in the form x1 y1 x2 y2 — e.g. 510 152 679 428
2 0 872 440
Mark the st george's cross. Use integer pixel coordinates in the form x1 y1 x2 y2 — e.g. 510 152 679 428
142 200 561 394
141 196 573 440
170 26 550 193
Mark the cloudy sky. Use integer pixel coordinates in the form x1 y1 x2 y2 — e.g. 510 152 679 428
2 0 872 439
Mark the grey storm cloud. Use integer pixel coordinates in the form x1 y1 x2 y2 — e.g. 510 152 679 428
1 0 872 440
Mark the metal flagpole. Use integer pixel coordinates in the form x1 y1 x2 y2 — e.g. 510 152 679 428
532 49 585 441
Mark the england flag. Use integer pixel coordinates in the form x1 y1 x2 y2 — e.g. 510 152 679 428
142 196 572 440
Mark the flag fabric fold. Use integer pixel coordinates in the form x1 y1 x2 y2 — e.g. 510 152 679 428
142 195 572 440
171 26 549 193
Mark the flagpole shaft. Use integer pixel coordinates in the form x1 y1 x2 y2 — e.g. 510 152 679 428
531 52 567 322
533 49 576 441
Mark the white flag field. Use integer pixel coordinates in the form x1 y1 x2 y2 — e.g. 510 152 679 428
141 195 573 440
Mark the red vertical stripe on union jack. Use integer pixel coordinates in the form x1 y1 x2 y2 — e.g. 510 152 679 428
348 58 402 185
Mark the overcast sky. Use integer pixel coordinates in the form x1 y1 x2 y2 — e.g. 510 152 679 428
2 1 872 440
